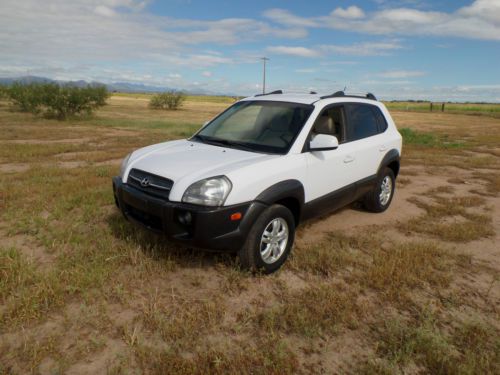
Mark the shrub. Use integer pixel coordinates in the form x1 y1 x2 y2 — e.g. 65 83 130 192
7 82 45 114
43 84 109 119
149 91 185 110
5 82 109 119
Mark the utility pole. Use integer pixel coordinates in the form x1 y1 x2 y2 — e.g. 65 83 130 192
261 57 269 94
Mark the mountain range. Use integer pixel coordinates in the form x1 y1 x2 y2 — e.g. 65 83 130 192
0 76 230 96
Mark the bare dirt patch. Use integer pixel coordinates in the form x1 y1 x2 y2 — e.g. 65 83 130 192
4 138 92 145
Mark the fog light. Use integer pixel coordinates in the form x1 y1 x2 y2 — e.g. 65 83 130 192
178 211 192 225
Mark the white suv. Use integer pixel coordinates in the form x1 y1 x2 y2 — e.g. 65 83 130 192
113 91 402 273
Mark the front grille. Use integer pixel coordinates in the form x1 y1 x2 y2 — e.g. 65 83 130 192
127 168 173 200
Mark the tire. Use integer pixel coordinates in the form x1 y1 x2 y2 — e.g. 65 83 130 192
363 167 395 213
238 204 295 274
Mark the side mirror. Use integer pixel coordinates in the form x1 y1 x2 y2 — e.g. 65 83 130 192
309 134 339 151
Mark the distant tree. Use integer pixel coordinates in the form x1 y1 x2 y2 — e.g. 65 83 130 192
149 91 185 110
5 82 109 119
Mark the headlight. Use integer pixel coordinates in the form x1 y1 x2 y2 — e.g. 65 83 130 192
182 176 232 207
120 153 132 178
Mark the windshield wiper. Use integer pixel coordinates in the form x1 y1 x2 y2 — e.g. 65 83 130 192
190 134 205 143
203 137 256 152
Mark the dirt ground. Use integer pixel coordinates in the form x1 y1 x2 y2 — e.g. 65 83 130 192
0 97 499 374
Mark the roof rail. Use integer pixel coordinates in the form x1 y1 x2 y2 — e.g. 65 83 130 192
254 90 283 97
320 91 377 101
320 91 345 99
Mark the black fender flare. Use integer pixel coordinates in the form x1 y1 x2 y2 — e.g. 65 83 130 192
255 179 305 206
255 180 305 224
377 149 400 177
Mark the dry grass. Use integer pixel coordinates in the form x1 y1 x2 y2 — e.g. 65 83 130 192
252 282 361 337
364 311 500 374
141 290 226 348
288 232 362 277
130 337 298 375
1 96 499 373
400 193 494 242
361 242 452 301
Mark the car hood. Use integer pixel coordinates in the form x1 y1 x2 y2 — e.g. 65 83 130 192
124 139 277 190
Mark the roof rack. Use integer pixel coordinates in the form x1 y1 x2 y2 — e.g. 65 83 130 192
320 91 377 101
254 90 283 97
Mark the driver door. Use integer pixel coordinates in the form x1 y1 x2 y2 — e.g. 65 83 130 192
304 105 359 214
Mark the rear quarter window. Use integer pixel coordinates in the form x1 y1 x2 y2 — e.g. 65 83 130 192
373 107 388 133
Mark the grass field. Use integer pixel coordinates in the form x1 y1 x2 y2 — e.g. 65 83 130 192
114 92 500 117
384 101 500 118
0 95 499 374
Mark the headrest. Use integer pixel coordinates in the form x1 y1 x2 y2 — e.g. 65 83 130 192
314 116 333 135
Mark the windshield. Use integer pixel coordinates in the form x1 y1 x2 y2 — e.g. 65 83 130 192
193 101 313 154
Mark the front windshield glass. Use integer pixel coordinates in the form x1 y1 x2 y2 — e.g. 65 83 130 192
193 101 313 154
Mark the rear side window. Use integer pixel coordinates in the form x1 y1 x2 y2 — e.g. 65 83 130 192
345 104 381 142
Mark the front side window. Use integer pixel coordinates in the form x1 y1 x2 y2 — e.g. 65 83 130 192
193 101 313 154
345 104 380 142
311 106 345 143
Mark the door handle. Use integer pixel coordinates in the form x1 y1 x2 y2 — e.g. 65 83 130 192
379 145 388 152
343 155 355 163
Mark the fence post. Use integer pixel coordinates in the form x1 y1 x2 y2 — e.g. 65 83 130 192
441 103 445 112
430 103 433 112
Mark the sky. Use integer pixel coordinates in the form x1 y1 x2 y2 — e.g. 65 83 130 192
1 0 499 101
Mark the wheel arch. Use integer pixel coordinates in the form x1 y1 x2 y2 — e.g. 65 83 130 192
255 180 305 226
378 149 400 178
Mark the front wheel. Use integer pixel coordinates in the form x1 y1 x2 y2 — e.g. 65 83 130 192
238 204 295 274
363 167 395 213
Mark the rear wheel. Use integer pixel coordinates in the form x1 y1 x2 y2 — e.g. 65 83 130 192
363 167 395 213
238 204 295 274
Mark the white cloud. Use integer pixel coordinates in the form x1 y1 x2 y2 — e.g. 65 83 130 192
263 1 500 41
94 5 117 17
0 0 304 74
266 40 402 58
295 68 317 74
266 46 321 58
262 8 317 28
364 79 416 85
458 0 500 25
168 73 182 79
378 70 426 78
321 41 403 56
331 6 365 19
0 0 498 100
455 84 500 91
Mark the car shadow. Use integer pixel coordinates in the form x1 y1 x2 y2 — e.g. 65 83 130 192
106 210 238 270
297 202 364 229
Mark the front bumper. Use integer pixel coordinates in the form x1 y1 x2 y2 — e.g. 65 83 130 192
112 177 267 251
